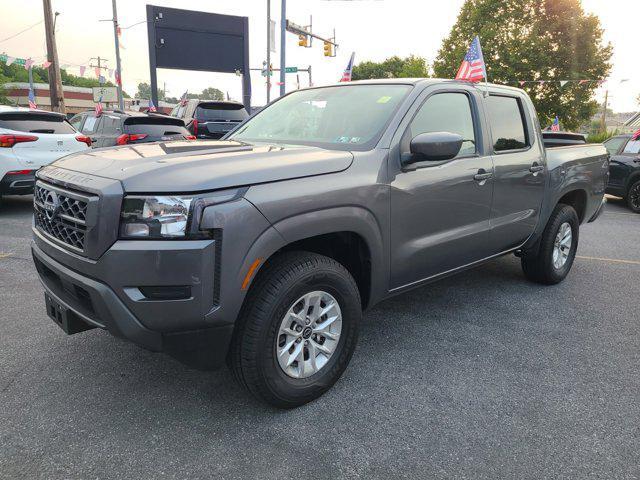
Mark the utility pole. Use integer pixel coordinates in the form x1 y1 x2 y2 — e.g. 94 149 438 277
111 0 124 110
600 89 609 133
266 0 271 103
42 0 66 114
89 56 108 82
280 0 286 96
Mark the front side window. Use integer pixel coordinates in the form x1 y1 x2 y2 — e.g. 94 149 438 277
486 95 528 152
603 136 626 155
403 92 477 157
69 114 84 131
230 84 412 150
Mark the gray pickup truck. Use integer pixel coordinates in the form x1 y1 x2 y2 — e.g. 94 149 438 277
31 79 608 407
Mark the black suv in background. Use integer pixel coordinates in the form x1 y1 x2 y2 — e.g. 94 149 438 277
69 110 194 148
604 134 640 213
170 100 249 139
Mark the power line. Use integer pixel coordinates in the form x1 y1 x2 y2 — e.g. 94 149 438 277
0 20 44 44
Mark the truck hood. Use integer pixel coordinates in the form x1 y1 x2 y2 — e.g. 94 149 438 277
48 140 353 193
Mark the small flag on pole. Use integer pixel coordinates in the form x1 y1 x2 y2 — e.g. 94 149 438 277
631 128 640 141
79 65 86 77
551 116 560 132
340 52 356 82
24 58 34 70
42 61 51 69
148 98 157 112
455 36 486 83
95 95 103 116
179 91 188 106
28 87 37 109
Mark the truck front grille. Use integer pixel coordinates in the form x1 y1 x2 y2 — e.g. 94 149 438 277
34 182 92 253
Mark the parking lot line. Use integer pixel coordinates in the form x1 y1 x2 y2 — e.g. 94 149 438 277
576 255 640 266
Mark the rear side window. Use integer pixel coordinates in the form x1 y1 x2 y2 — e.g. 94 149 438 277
0 113 76 134
403 92 477 157
99 116 122 134
124 117 189 136
486 95 528 152
195 103 248 122
623 139 640 154
82 116 100 134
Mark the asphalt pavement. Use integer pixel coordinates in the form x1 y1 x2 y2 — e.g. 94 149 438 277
1 194 638 479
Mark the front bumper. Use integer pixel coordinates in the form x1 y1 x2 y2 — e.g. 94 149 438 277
31 235 234 370
0 171 36 195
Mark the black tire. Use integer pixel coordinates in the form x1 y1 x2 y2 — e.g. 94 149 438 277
229 251 361 408
521 204 579 285
626 179 640 213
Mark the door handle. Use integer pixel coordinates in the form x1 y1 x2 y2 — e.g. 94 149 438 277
473 169 493 182
529 164 545 174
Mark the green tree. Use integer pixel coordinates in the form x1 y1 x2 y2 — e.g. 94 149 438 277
433 0 612 130
352 55 429 81
136 82 163 101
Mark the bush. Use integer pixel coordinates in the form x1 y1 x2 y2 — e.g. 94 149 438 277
586 129 619 143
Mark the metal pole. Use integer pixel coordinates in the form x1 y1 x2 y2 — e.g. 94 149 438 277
600 89 608 133
279 0 286 96
42 0 66 113
266 0 271 103
112 0 124 110
308 65 312 87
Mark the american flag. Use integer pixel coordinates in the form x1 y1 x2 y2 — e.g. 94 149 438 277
95 95 103 116
179 91 188 106
27 87 37 109
340 52 356 82
632 128 640 141
551 116 560 132
455 36 486 83
148 98 157 112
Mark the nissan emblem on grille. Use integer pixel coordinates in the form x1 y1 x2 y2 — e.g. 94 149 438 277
43 191 60 220
34 182 90 253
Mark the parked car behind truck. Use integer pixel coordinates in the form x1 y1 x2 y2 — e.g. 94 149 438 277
0 106 90 203
69 110 194 147
31 80 608 407
603 133 640 212
170 99 249 139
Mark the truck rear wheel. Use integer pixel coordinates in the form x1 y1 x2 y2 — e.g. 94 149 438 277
521 204 579 285
229 251 361 408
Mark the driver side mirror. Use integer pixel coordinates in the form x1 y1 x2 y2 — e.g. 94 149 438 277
405 131 463 164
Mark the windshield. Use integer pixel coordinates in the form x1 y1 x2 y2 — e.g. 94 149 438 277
230 84 412 150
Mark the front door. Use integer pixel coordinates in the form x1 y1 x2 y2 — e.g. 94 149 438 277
389 89 494 290
484 94 546 252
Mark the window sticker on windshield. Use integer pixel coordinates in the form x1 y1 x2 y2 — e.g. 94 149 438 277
349 137 361 143
335 136 351 143
377 96 392 104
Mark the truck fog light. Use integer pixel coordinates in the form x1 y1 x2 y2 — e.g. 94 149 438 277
121 223 150 237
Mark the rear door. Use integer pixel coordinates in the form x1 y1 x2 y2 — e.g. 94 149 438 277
606 137 635 195
485 93 546 253
0 112 87 167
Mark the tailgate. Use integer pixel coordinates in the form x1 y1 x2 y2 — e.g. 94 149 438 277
12 133 87 168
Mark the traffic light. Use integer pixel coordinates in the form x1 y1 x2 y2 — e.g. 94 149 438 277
298 34 308 47
323 41 332 57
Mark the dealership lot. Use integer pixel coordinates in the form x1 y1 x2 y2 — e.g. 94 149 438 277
1 195 638 479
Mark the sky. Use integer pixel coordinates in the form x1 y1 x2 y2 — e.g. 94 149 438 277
1 0 637 112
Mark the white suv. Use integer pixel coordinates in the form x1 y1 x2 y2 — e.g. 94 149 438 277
0 106 91 202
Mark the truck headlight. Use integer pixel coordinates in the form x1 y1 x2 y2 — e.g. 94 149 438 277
119 190 242 239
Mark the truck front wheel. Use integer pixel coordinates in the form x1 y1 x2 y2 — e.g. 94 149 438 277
521 204 579 285
229 251 361 408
